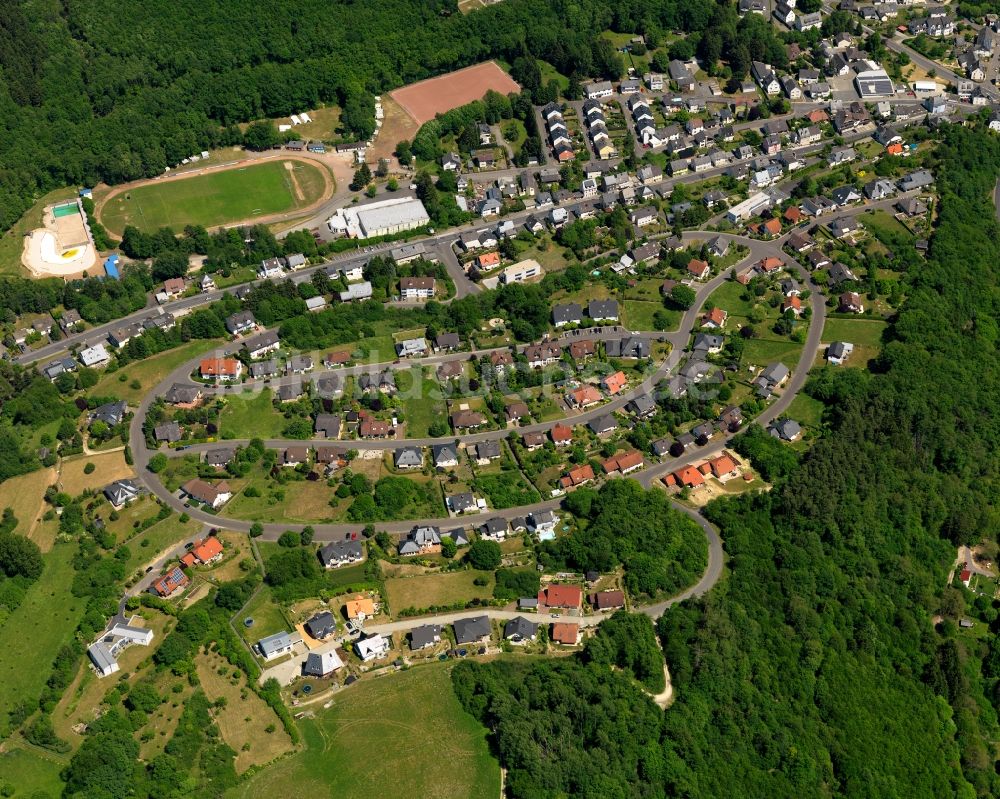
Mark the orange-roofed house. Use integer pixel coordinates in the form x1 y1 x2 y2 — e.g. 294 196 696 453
200 358 243 382
783 206 802 224
702 307 728 329
807 108 829 123
191 536 224 564
687 259 710 280
673 466 705 488
477 251 501 271
560 464 595 490
602 450 645 475
551 424 573 446
886 142 904 156
601 371 627 395
551 622 581 645
180 552 197 568
570 385 603 408
664 473 677 487
344 596 376 621
781 295 803 315
539 584 583 610
709 453 741 482
758 256 783 273
762 218 782 236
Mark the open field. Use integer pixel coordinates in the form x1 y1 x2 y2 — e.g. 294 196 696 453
741 337 803 367
227 662 500 799
785 392 825 430
220 390 285 439
195 650 295 773
390 62 519 125
822 317 889 348
0 745 68 796
60 450 133 496
385 570 495 613
91 341 222 404
122 513 193 573
0 466 56 543
228 478 336 524
99 159 330 235
0 544 86 735
823 317 888 367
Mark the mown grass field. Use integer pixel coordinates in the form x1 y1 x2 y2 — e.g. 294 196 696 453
100 159 327 234
227 662 499 799
195 650 295 773
220 390 285 439
385 570 495 613
91 340 222 404
822 317 889 348
0 544 86 735
0 466 56 541
60 450 133 495
0 745 68 796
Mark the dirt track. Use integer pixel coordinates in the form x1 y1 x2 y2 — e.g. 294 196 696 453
94 152 340 238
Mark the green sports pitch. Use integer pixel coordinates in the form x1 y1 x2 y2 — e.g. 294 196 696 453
99 159 328 234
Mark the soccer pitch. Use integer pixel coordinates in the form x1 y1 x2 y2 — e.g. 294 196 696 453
99 158 329 234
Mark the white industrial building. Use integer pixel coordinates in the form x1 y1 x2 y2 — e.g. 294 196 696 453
726 192 773 223
327 197 430 239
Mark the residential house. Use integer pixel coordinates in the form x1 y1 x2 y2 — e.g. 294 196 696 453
398 525 441 556
453 616 492 646
538 584 583 610
409 624 443 651
355 634 391 662
318 539 364 568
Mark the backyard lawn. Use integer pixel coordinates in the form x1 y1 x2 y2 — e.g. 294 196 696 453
220 390 285 439
741 337 804 367
238 586 292 646
227 662 499 799
61 450 134 495
822 317 889 348
0 746 68 796
385 570 495 613
785 392 825 430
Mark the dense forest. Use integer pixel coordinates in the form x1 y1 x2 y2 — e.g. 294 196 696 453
451 123 1000 797
0 0 790 233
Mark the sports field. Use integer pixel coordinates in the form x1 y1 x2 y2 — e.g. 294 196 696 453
390 61 520 125
99 159 330 234
227 663 500 799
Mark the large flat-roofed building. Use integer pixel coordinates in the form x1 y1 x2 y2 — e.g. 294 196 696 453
854 69 894 98
500 259 543 284
327 197 430 239
726 191 773 223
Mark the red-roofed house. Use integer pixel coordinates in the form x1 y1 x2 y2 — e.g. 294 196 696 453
886 142 904 156
602 450 645 475
477 251 501 271
960 569 972 588
687 259 710 280
763 218 782 236
781 295 803 315
560 464 595 489
191 537 224 564
551 622 581 645
200 358 242 381
783 206 802 224
702 307 728 329
601 371 627 395
551 424 573 446
758 256 783 273
673 466 705 488
569 385 603 408
539 584 583 610
152 566 189 597
708 453 740 482
807 109 829 123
